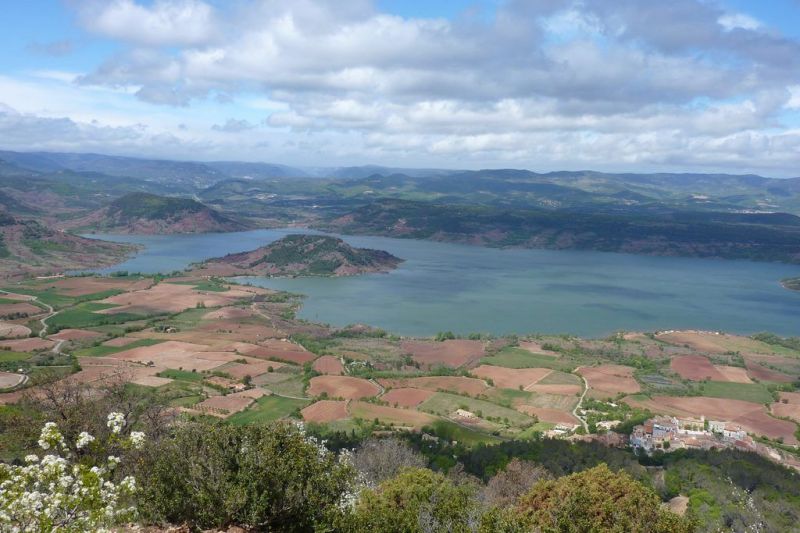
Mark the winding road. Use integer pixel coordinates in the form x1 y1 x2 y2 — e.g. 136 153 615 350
572 372 590 432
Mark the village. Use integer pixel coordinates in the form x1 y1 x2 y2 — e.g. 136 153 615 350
630 415 800 470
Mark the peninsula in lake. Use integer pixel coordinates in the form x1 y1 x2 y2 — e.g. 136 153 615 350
190 234 403 277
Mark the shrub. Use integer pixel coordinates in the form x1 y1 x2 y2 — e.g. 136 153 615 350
137 421 356 531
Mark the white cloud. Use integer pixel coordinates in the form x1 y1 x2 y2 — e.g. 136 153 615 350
78 0 217 46
718 13 763 31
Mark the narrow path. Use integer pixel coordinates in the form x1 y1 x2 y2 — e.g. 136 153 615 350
572 370 590 432
0 289 61 355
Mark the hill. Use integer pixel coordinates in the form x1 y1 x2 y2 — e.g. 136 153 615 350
0 213 134 279
72 193 250 234
192 234 402 276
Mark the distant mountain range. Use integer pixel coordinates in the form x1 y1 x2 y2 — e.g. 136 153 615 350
2 148 800 265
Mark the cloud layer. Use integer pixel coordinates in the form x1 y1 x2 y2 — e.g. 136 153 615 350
3 0 800 174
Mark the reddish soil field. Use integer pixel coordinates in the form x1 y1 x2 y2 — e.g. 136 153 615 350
131 375 173 387
97 282 259 315
669 355 726 381
713 365 752 384
0 371 24 389
110 340 238 371
0 322 31 339
312 355 344 375
308 376 380 400
0 338 54 352
193 322 283 343
49 329 101 341
382 388 435 408
0 302 41 317
771 402 800 423
517 406 580 426
349 401 437 429
745 360 793 383
472 364 551 390
772 392 800 423
218 359 285 380
194 389 266 417
527 384 583 396
301 400 349 423
625 395 799 445
378 376 488 396
578 365 640 394
401 339 485 368
224 339 314 365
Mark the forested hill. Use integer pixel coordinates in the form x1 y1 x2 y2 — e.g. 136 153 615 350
70 193 250 234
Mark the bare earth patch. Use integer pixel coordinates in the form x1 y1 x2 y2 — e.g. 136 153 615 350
0 371 25 389
193 388 267 418
42 277 152 297
401 339 485 368
308 376 380 400
745 359 793 383
0 338 55 352
517 405 580 426
0 322 31 339
202 307 257 320
518 341 560 357
771 392 800 423
0 302 42 317
97 282 259 315
49 329 101 341
378 376 489 396
312 355 344 375
349 401 437 429
713 365 753 384
382 388 435 408
301 400 349 423
472 364 551 390
670 355 726 381
110 340 238 371
578 365 640 394
218 359 285 380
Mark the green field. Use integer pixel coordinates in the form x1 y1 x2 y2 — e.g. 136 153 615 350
157 369 205 382
48 303 148 329
697 381 774 404
253 369 305 397
1 286 124 309
418 392 535 426
228 395 310 425
424 419 501 445
481 347 575 371
74 338 163 357
0 351 32 363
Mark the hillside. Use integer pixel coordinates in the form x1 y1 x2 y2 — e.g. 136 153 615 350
319 199 800 264
72 193 250 234
193 234 402 276
0 213 134 279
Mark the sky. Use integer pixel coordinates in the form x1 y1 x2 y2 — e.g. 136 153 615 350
1 1 800 176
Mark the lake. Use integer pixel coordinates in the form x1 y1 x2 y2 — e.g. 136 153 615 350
87 230 800 338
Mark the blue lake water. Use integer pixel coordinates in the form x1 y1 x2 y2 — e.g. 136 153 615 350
86 230 800 338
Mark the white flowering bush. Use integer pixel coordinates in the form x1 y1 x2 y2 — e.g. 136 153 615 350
0 412 144 532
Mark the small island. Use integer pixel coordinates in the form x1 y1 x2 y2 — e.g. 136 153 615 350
782 277 800 292
191 234 403 277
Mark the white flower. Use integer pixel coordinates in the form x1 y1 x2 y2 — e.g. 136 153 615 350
128 431 145 450
76 432 95 449
106 412 125 434
37 422 65 451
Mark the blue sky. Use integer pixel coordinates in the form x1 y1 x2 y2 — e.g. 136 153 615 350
1 0 800 176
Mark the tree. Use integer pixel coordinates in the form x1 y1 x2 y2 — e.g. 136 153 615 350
482 458 551 507
347 467 479 533
352 437 427 486
136 421 356 531
0 413 142 531
511 464 695 532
